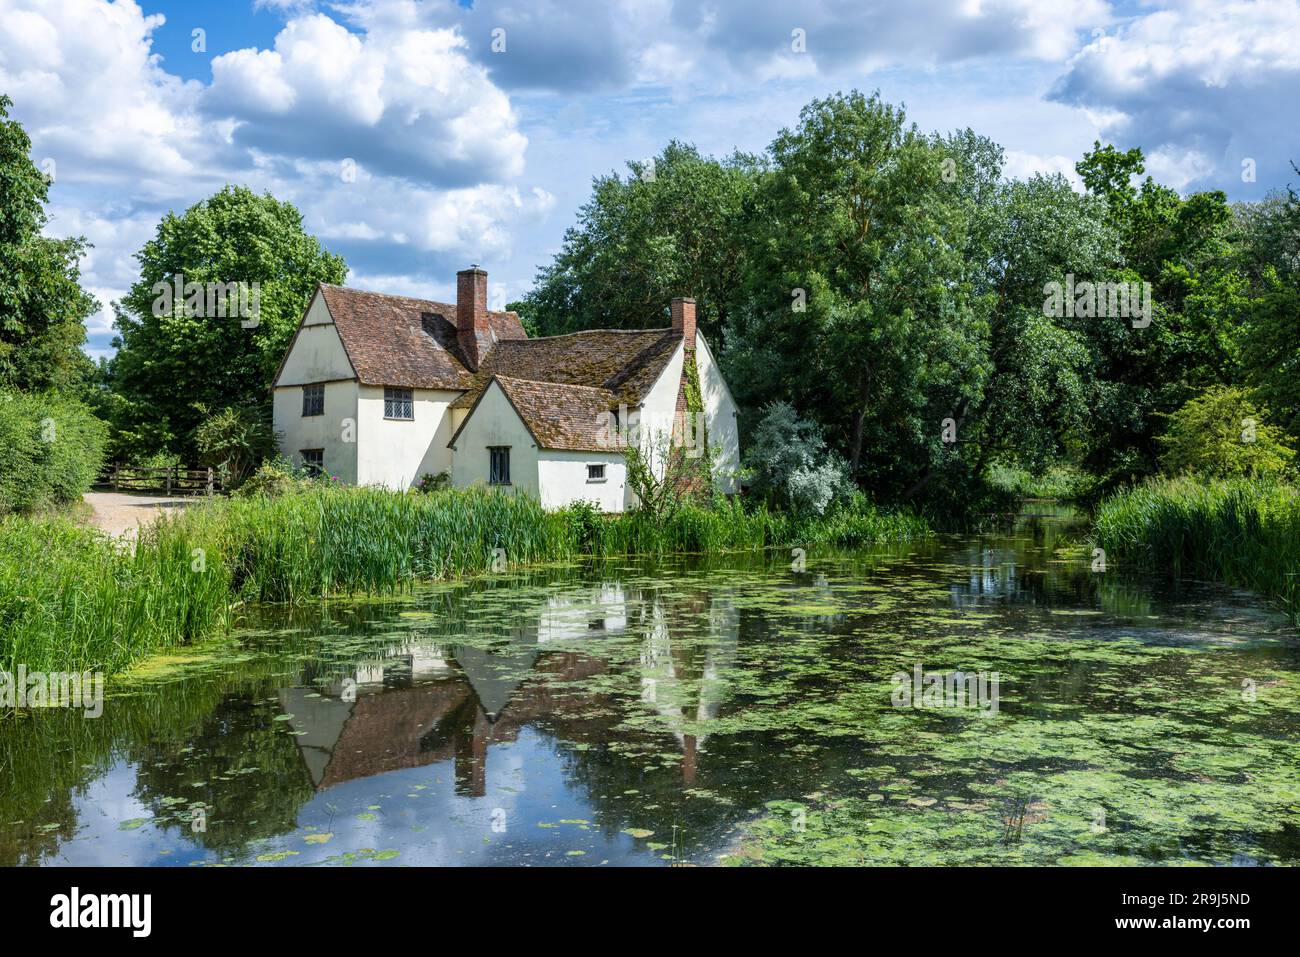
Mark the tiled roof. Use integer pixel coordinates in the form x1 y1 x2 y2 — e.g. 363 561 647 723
472 375 624 452
319 284 525 389
449 328 682 411
305 283 685 451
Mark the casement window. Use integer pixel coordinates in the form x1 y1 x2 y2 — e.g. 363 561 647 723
301 449 324 476
302 383 324 416
488 447 511 485
587 463 606 482
384 387 414 420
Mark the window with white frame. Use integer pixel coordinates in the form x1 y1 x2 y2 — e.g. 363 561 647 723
384 387 413 420
587 463 606 482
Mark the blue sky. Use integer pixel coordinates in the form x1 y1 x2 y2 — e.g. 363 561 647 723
2 0 1297 359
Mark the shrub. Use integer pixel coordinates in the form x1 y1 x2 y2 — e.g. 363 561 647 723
744 400 850 515
234 456 313 499
1157 386 1294 480
416 471 451 494
192 403 276 490
0 390 107 514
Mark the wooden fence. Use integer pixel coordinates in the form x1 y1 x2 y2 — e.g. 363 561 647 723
96 465 223 496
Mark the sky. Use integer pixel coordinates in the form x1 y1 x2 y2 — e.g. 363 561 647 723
1 0 1297 360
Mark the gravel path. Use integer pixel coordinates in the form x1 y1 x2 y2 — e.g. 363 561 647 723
83 491 196 539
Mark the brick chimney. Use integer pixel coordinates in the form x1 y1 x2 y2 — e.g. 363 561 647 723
457 265 490 370
671 297 696 351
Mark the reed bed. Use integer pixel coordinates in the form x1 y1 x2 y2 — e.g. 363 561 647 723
0 516 230 675
1094 477 1300 620
1 484 931 676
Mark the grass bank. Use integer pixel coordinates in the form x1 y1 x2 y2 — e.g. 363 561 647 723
1093 477 1300 620
2 485 930 676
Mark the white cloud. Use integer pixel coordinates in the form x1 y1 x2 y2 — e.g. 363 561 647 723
0 0 206 192
205 11 528 185
0 0 552 359
1003 150 1084 187
1050 0 1300 193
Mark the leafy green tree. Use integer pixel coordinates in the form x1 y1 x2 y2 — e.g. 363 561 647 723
513 141 759 337
1073 142 1245 488
109 186 346 462
1235 180 1300 436
0 95 97 393
959 173 1115 475
726 91 988 499
1157 386 1293 479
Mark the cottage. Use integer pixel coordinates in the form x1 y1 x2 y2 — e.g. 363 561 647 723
271 266 739 511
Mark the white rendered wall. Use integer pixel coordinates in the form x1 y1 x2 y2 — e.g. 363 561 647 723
695 332 741 493
356 386 461 489
449 381 539 497
272 290 360 481
272 380 359 483
538 451 627 511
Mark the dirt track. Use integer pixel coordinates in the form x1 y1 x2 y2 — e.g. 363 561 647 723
83 491 194 539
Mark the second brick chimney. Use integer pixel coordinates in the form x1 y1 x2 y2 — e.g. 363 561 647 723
671 297 696 351
457 265 490 370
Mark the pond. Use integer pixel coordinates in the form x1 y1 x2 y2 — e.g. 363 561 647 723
3 503 1298 866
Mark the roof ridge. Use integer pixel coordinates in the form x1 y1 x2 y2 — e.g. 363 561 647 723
516 327 677 340
321 282 517 317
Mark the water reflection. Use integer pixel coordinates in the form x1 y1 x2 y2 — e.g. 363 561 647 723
2 506 1298 866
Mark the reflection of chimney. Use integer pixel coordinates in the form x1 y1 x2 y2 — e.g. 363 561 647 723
670 297 696 352
454 705 491 797
457 265 490 371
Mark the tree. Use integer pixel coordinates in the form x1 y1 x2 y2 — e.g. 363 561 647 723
0 95 97 393
1235 179 1300 436
513 141 759 338
1073 142 1245 489
726 91 988 499
958 173 1115 476
1157 386 1293 479
108 186 346 462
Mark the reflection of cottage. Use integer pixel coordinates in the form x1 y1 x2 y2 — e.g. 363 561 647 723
271 266 739 511
279 633 601 796
279 584 742 795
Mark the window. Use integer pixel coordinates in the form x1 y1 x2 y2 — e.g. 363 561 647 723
587 463 606 482
301 449 324 477
302 383 324 417
384 387 413 420
489 447 510 485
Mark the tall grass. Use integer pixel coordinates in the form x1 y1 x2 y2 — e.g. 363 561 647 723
1094 477 1300 620
0 516 230 674
1 485 931 676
